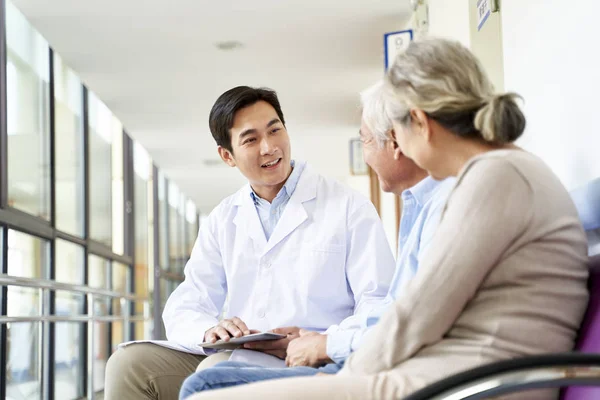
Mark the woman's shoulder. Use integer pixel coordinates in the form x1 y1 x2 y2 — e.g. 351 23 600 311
457 150 534 187
459 149 553 187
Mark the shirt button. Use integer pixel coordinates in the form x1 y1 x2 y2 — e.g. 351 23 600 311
258 310 266 318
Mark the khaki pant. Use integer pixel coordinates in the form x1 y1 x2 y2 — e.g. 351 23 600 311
104 343 231 400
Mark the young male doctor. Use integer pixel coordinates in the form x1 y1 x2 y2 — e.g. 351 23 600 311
104 86 396 400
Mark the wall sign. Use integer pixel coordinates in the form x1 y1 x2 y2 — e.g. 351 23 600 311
477 0 492 31
384 29 413 70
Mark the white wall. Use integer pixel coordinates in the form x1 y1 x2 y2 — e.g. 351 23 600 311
502 0 600 190
427 0 471 46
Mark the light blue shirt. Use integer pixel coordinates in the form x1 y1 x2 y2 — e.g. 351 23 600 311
325 176 455 363
250 160 306 241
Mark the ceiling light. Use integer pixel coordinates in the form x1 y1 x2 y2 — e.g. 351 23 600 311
215 41 244 51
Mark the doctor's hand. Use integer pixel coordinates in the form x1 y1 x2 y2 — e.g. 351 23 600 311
204 317 252 343
242 326 301 359
285 329 332 367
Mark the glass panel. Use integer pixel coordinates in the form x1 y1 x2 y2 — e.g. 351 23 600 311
133 320 153 344
93 295 109 392
134 144 152 337
158 172 169 270
112 262 130 318
178 196 187 272
55 240 85 315
88 254 109 289
6 322 41 400
186 199 198 255
111 321 124 354
88 92 113 247
168 182 183 273
112 126 124 255
54 53 84 236
6 1 51 219
6 230 48 317
55 322 84 400
93 321 109 392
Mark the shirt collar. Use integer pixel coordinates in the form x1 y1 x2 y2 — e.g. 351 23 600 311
250 160 304 204
401 176 442 207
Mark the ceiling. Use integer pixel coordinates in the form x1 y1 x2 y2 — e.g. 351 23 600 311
12 0 411 213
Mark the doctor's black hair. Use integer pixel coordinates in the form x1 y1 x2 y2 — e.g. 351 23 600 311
209 86 286 153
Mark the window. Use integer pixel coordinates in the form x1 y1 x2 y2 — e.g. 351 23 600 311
55 240 85 399
5 230 49 399
111 261 131 353
168 182 185 274
158 172 169 270
88 93 113 247
186 199 198 255
134 142 153 339
54 54 84 237
6 1 51 219
88 254 110 391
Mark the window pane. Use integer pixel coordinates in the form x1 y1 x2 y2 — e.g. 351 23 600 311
88 92 113 247
88 254 109 289
6 230 48 317
55 322 84 400
93 320 109 392
134 143 151 330
158 172 168 269
55 239 85 398
112 262 130 318
111 320 125 353
55 240 85 315
186 199 198 255
168 183 184 273
133 320 152 343
6 1 50 219
112 127 124 255
54 53 84 236
6 322 41 400
92 293 109 392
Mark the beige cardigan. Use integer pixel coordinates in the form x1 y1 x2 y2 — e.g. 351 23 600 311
340 149 589 398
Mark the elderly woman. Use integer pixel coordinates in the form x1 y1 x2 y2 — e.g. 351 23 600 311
187 38 589 400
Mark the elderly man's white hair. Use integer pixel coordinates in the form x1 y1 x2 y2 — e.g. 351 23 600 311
360 80 393 148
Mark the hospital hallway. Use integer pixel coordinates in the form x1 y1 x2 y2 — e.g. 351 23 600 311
1 0 600 399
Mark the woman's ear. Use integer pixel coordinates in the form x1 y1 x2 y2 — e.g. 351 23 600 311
218 146 236 167
409 109 432 142
389 129 402 160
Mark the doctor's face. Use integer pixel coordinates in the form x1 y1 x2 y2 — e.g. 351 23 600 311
219 101 292 198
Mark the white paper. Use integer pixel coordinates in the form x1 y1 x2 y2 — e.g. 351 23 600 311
229 349 286 368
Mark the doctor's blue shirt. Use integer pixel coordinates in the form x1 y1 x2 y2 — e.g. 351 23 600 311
251 160 306 241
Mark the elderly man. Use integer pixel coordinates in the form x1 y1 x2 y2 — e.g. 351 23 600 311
178 81 455 399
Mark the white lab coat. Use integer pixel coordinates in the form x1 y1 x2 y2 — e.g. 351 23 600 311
151 165 395 354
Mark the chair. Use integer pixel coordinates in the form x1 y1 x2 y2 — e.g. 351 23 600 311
404 178 600 400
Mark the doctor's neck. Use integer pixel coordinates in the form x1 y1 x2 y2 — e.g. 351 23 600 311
251 166 294 203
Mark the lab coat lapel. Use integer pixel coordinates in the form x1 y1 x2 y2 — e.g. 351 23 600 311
262 167 317 256
232 185 268 250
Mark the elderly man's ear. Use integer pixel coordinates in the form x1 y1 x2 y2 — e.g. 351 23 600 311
389 129 402 160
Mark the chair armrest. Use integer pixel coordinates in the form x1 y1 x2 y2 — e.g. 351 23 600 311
403 352 600 400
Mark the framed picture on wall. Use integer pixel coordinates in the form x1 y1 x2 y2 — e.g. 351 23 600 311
349 138 368 175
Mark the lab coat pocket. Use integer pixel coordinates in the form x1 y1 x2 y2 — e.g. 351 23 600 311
297 243 346 300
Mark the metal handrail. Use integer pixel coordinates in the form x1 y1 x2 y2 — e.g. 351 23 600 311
412 366 600 400
0 273 148 302
1 273 153 398
0 315 149 323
